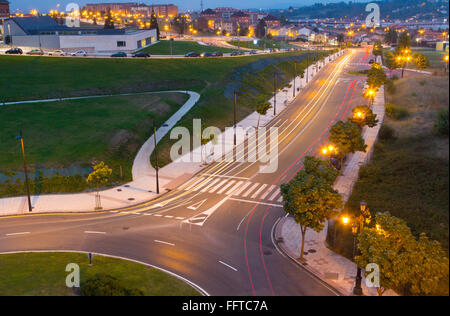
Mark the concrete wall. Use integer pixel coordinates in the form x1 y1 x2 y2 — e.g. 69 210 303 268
11 35 60 49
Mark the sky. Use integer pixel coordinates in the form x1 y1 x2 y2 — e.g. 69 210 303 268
9 0 369 13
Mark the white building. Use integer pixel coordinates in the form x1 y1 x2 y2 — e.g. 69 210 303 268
4 16 157 53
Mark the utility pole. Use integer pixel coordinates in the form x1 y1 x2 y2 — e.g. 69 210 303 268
16 131 32 212
293 61 297 98
273 72 277 116
234 91 237 146
153 121 160 194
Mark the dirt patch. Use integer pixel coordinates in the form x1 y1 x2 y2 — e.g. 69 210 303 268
109 129 138 150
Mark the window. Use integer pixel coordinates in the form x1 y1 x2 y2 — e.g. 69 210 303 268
117 41 126 47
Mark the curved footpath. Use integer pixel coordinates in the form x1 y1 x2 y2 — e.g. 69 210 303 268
0 50 345 216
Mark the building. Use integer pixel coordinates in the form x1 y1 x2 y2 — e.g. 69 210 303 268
4 16 157 53
0 0 10 43
84 3 178 18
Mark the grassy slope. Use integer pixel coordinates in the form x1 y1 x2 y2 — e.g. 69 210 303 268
140 40 234 55
0 252 200 296
0 93 188 181
411 48 447 71
227 39 295 50
347 75 449 250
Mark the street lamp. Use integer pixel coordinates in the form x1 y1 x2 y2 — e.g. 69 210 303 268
273 72 277 116
444 54 449 73
341 201 372 296
321 144 337 164
152 121 169 194
15 131 33 213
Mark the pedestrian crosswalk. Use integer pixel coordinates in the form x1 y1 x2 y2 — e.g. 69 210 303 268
182 176 283 203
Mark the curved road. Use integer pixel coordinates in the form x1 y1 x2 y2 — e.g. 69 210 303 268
0 48 369 296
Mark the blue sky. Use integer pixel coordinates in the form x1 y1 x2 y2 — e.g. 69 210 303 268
9 0 366 12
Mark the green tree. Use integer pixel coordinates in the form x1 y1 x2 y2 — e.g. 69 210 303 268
348 106 379 128
87 162 112 210
104 10 115 29
281 157 342 262
384 51 398 70
367 63 387 89
255 96 272 129
329 121 367 168
255 19 267 39
413 53 430 70
356 213 449 296
384 28 398 45
397 31 411 52
372 41 383 57
171 15 188 36
149 9 160 40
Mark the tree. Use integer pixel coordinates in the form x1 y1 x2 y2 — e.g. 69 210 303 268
171 15 188 36
239 27 249 37
150 9 160 40
281 157 342 262
104 10 115 29
87 162 112 210
397 31 411 52
255 19 267 39
329 121 367 168
356 213 449 296
372 41 383 57
367 63 387 89
384 51 398 70
255 96 272 129
337 33 345 45
413 53 430 70
348 106 379 128
384 28 398 45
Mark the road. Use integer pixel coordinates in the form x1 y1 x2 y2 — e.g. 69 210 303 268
0 48 369 296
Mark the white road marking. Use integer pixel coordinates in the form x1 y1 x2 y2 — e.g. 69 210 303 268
269 188 281 201
5 232 30 236
184 177 204 191
164 215 174 219
242 183 260 198
84 231 106 235
219 261 238 272
232 181 251 196
209 179 228 193
187 199 207 210
154 214 163 217
201 174 249 180
175 217 185 220
217 180 236 194
277 196 284 203
229 198 283 208
251 184 268 199
192 178 214 192
260 185 277 200
200 178 221 192
154 240 175 246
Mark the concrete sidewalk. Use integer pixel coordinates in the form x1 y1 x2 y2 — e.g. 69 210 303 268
276 58 397 295
0 50 346 216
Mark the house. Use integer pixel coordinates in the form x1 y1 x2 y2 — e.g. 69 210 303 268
0 0 9 43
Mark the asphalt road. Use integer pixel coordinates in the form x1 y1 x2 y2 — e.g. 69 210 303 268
0 48 370 296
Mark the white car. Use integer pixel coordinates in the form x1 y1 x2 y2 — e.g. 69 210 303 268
71 50 87 57
48 50 67 56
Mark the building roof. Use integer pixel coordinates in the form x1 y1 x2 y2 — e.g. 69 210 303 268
263 14 280 21
201 8 216 15
231 11 249 18
0 0 10 3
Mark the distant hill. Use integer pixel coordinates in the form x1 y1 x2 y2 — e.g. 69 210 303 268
273 0 449 21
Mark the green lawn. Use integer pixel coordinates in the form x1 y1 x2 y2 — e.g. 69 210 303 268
140 40 234 55
411 48 448 71
0 93 188 181
0 252 201 296
227 39 296 50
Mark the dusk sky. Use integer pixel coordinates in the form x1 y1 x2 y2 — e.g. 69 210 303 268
9 0 367 12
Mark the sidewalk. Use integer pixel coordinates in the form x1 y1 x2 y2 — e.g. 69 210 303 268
276 56 397 296
0 50 346 216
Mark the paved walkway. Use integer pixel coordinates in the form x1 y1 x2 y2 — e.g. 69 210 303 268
276 55 397 296
0 50 345 216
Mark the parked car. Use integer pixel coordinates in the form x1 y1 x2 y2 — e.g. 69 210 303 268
48 49 67 56
71 50 87 57
249 50 258 55
111 52 127 58
26 49 44 56
211 52 223 57
184 52 200 58
5 48 23 55
132 52 151 58
368 59 375 64
201 52 213 58
230 51 240 56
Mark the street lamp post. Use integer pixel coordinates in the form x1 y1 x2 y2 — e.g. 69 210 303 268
444 55 449 73
234 90 237 146
273 72 277 116
153 121 160 194
16 131 33 213
293 61 297 99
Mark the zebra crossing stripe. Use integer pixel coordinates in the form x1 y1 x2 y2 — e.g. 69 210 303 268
242 183 260 198
217 180 236 194
251 184 268 199
260 185 277 200
277 196 283 203
269 188 281 201
232 181 252 196
200 178 221 193
209 179 228 193
185 177 204 191
228 181 244 195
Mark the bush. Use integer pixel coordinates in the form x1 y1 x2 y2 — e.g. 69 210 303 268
385 102 409 120
379 124 396 141
434 108 449 137
81 274 144 296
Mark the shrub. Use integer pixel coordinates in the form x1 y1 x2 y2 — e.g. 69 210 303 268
434 108 449 137
81 274 144 296
379 124 396 141
385 102 409 120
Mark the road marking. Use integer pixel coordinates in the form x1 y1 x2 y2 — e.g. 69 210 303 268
251 184 268 199
200 178 221 192
154 240 175 246
154 214 163 217
164 215 174 219
242 183 260 198
175 217 185 220
237 208 254 231
191 178 214 192
209 179 228 193
269 188 281 201
201 174 249 180
277 196 284 203
143 213 153 216
232 181 251 196
229 198 283 208
217 180 236 194
187 199 207 210
219 261 238 272
5 232 30 236
184 177 205 191
84 231 106 235
260 185 277 200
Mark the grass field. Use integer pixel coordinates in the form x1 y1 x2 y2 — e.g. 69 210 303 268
411 48 448 71
227 39 295 50
0 93 188 181
140 40 234 55
0 252 201 296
